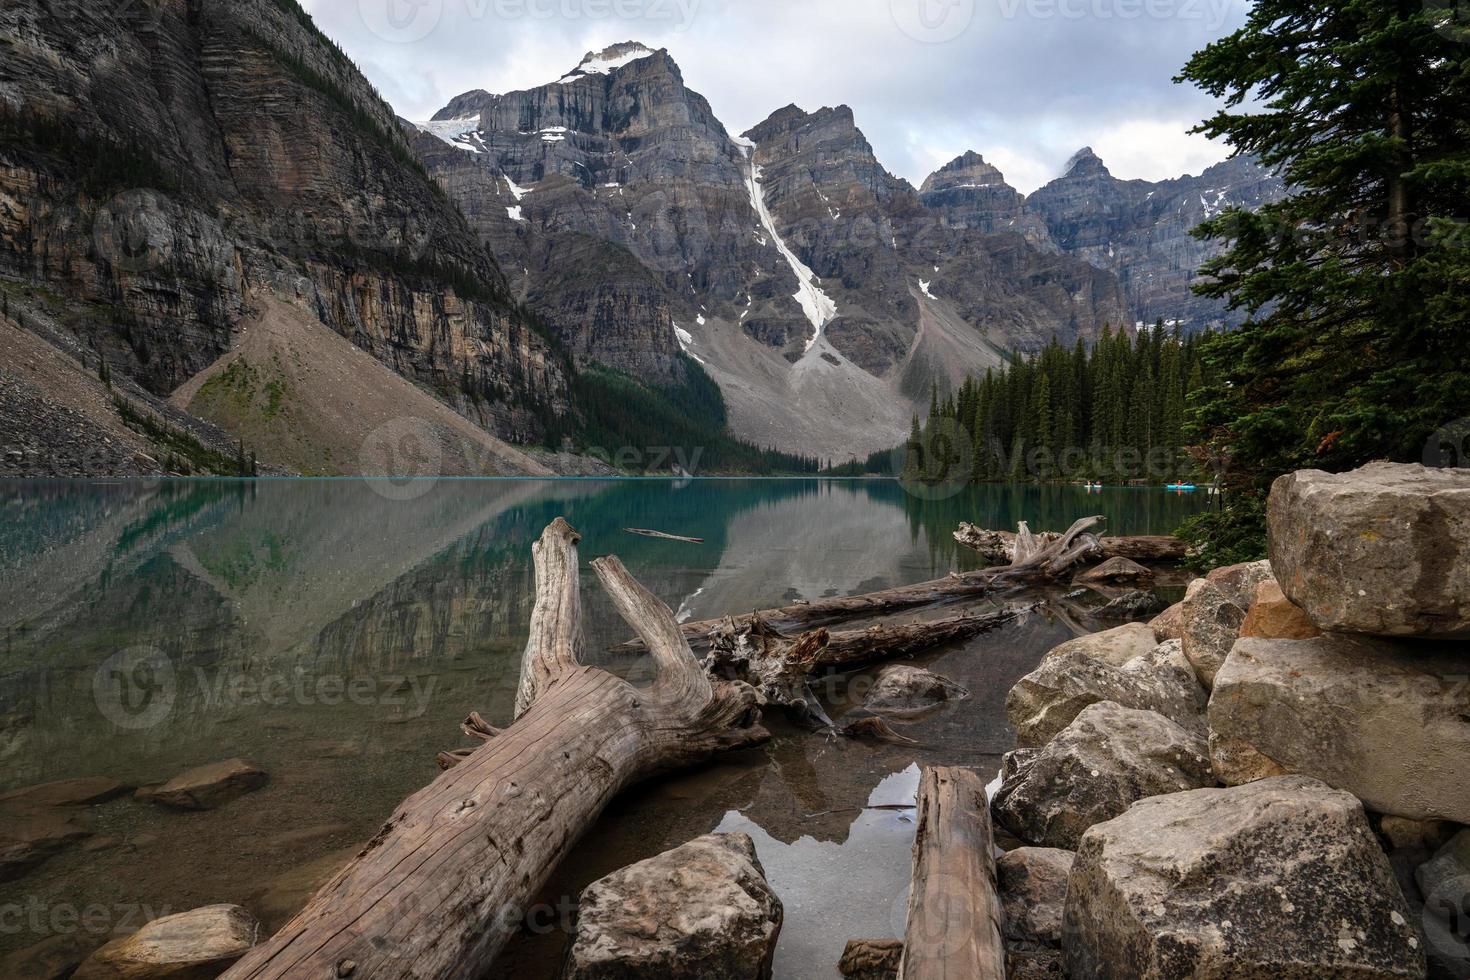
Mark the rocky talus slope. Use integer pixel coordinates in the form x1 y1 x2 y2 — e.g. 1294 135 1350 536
991 461 1468 979
0 0 566 475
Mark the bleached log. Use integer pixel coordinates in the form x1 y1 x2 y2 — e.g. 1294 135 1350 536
221 519 768 980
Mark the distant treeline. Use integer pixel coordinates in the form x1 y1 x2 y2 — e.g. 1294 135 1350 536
832 323 1214 484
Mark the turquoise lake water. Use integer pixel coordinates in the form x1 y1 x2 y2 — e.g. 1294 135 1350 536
0 478 1206 978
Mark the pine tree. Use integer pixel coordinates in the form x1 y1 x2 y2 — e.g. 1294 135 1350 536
1178 0 1470 556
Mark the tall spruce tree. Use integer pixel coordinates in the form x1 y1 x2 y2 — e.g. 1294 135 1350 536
1177 0 1470 561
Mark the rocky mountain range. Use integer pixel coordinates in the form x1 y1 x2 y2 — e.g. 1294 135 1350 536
413 42 1286 458
0 7 1285 473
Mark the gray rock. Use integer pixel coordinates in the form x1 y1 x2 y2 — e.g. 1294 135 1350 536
998 847 1075 944
71 905 260 980
1204 559 1276 609
1269 463 1470 638
1418 831 1470 925
566 833 782 980
1210 636 1470 823
1074 557 1155 586
1064 776 1427 979
150 759 268 811
1007 640 1206 748
994 702 1213 849
1045 623 1161 668
1179 578 1246 689
861 666 970 715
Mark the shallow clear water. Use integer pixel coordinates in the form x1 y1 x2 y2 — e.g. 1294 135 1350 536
0 478 1205 978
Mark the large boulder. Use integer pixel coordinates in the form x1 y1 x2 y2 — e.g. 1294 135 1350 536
998 847 1075 945
994 702 1213 849
1045 623 1161 668
149 760 267 811
1007 640 1206 748
1241 579 1323 641
1268 463 1470 638
1064 776 1427 979
1210 635 1470 823
861 666 969 715
1178 579 1247 689
71 905 260 980
1149 602 1186 641
565 833 782 980
1205 559 1275 609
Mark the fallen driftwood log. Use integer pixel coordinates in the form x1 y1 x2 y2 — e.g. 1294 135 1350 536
898 767 1006 980
624 516 1106 652
624 527 705 544
955 521 1188 565
704 606 1034 729
221 519 768 980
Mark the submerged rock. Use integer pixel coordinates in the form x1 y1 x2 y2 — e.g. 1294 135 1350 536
1007 640 1206 748
861 666 970 715
1178 578 1246 689
994 702 1213 849
150 759 268 811
998 847 1075 945
0 777 132 808
1268 463 1470 638
0 806 91 882
1210 636 1470 823
565 833 782 980
838 939 902 980
1064 776 1426 979
71 904 260 980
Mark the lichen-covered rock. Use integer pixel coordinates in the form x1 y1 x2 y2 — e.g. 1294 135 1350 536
1044 623 1161 668
1210 636 1470 823
838 939 902 980
1241 579 1323 641
1075 557 1155 586
1269 463 1470 638
1179 578 1246 689
150 759 267 811
1007 640 1206 748
71 905 260 980
861 666 970 715
998 847 1075 944
994 703 1212 849
565 833 782 980
1149 601 1185 641
1064 776 1427 979
1204 559 1275 609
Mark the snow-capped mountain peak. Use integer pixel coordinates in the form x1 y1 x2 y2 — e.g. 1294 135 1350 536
557 41 658 84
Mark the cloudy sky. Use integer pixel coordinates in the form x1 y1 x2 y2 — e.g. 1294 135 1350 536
302 0 1250 194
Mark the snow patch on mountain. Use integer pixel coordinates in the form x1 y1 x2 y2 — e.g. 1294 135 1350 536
736 143 837 351
557 42 656 84
417 116 483 153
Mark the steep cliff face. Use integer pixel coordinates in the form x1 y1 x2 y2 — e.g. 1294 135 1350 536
0 0 566 473
1026 148 1286 329
920 151 1056 249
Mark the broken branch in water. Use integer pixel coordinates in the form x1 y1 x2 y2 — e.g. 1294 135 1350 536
624 528 705 544
955 522 1188 565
